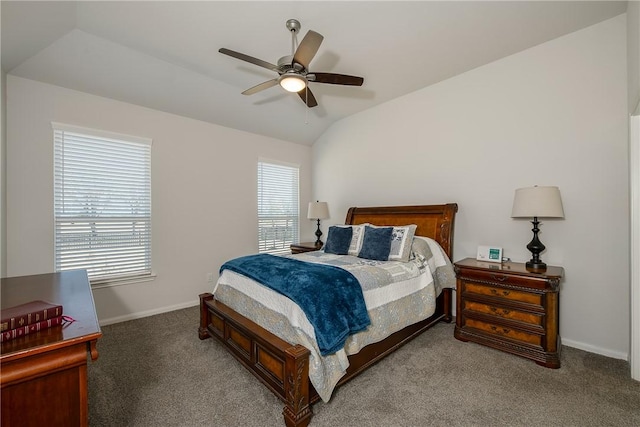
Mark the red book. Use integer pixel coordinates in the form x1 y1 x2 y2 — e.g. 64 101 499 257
1 300 63 332
0 316 64 342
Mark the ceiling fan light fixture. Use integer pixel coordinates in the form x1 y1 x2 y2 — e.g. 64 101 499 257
279 74 307 93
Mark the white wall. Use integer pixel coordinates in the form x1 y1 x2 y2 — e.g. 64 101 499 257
630 111 639 379
628 0 640 380
1 2 4 279
6 76 313 324
313 15 629 359
629 1 640 114
1 68 6 278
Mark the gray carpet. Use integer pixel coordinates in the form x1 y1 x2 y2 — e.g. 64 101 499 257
88 306 640 427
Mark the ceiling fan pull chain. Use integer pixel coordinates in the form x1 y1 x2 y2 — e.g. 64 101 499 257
305 89 309 124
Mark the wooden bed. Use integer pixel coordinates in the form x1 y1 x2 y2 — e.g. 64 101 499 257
199 203 458 427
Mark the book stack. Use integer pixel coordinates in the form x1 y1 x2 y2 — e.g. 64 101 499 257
1 300 64 342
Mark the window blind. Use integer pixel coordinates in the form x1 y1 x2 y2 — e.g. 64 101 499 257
53 123 152 284
257 161 299 254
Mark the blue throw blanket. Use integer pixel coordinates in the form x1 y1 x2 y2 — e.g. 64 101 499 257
220 254 371 356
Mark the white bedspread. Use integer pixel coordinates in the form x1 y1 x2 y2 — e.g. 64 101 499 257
213 236 455 402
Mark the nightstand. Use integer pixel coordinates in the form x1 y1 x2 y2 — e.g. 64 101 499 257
453 257 564 368
290 242 323 254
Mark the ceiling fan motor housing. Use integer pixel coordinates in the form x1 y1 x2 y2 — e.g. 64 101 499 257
277 55 305 73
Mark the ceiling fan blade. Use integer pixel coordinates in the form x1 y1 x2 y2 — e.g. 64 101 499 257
293 31 323 70
219 48 278 72
309 73 364 86
242 79 278 95
297 87 318 108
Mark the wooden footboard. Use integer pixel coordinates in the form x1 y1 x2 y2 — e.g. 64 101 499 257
199 293 312 427
199 288 452 427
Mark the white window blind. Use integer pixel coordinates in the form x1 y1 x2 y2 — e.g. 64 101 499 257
53 123 152 284
258 161 299 254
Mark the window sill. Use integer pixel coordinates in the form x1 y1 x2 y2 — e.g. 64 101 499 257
90 273 157 289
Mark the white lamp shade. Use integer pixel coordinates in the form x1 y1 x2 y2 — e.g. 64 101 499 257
511 186 564 218
307 201 330 220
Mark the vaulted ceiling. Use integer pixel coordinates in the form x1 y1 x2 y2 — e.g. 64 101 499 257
1 1 628 145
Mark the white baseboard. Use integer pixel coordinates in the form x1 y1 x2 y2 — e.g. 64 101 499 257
562 338 629 361
98 299 200 327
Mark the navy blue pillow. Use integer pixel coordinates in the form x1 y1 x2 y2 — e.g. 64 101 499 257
358 226 393 261
324 226 353 255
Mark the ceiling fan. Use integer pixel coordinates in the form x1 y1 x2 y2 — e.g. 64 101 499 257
219 19 364 108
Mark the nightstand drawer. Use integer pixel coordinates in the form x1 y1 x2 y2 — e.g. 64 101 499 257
463 282 542 306
465 318 542 347
462 300 543 326
459 268 552 292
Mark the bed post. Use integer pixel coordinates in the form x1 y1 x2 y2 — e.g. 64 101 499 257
199 293 213 340
442 288 453 323
282 345 312 427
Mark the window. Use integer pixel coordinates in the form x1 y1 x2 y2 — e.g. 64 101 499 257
53 123 152 285
257 160 299 254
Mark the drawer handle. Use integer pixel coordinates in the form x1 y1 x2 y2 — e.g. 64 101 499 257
489 307 511 316
490 274 508 282
490 325 511 334
490 288 510 297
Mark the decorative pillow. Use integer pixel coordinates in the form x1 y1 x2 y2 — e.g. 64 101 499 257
332 224 366 255
358 225 393 261
348 224 366 256
323 226 353 255
409 235 434 262
366 224 417 262
389 224 417 262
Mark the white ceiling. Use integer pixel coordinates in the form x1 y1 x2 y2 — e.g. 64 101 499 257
1 1 628 146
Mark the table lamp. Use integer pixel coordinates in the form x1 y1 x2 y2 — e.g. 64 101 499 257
511 186 564 271
307 201 330 247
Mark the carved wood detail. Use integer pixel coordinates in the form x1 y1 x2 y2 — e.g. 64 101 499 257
283 345 311 427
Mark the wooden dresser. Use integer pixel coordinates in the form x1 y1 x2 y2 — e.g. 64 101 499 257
454 258 563 368
1 270 101 426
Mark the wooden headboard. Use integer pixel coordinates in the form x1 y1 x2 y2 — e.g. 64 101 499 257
345 204 458 260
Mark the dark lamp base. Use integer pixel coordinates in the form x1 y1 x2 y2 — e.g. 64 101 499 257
314 218 323 248
526 260 547 272
525 216 547 273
